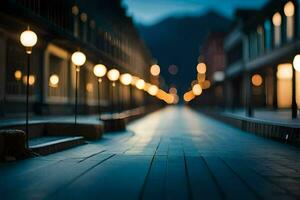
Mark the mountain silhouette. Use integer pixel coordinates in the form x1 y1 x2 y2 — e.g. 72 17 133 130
137 10 232 96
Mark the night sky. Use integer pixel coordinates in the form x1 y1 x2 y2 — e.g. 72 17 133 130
122 0 268 26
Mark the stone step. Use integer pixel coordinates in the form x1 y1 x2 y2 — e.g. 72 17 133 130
30 136 86 155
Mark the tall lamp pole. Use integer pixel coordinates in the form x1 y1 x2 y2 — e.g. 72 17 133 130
20 27 38 148
107 69 120 115
93 64 107 120
120 73 133 112
71 51 86 125
292 55 300 118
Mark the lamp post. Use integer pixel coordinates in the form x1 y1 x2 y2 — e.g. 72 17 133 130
292 55 300 118
20 27 37 148
93 64 107 120
107 69 120 115
71 51 86 124
120 73 132 112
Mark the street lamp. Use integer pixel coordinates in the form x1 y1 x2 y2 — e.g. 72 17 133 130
93 64 107 120
120 73 132 111
107 69 120 114
292 55 300 118
71 51 86 124
20 26 37 148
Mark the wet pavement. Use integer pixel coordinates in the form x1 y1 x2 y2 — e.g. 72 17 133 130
0 106 300 200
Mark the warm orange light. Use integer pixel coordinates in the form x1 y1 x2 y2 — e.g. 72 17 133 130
120 73 132 85
23 75 35 86
107 69 120 81
93 64 107 78
14 70 22 81
148 85 159 96
272 12 282 27
192 84 202 96
86 83 93 93
277 63 293 79
284 1 295 17
201 80 211 89
197 63 206 74
197 73 206 82
136 79 145 90
150 64 160 76
183 91 195 102
251 74 263 87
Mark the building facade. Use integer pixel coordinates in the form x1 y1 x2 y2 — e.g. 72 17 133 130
202 0 300 116
0 0 154 116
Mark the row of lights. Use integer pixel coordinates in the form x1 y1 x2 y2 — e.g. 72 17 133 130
19 26 176 145
183 62 211 102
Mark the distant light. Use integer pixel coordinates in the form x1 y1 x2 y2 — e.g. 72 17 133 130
293 54 300 72
213 71 225 82
150 64 160 76
172 94 179 104
107 69 120 81
23 75 35 86
183 91 195 102
277 63 293 79
169 87 177 94
93 64 107 78
71 51 86 66
14 70 22 81
251 74 263 87
136 79 145 89
120 73 132 85
148 85 159 96
168 65 178 75
197 63 206 74
192 84 202 96
284 1 295 17
49 74 59 87
197 73 206 83
272 12 282 27
86 83 93 92
201 80 211 89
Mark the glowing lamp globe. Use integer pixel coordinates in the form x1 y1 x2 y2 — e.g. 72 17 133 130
71 51 86 66
93 64 107 77
150 64 160 76
120 73 132 85
284 1 295 17
136 79 145 90
272 12 282 27
197 63 206 74
293 55 300 72
20 28 37 54
148 85 159 96
49 74 59 87
107 69 120 81
192 84 202 96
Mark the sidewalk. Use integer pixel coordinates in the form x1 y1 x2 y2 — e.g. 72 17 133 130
199 108 300 145
223 109 300 128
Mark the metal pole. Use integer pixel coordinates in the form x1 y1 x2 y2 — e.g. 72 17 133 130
75 66 79 124
97 79 101 120
25 53 30 148
292 68 297 118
